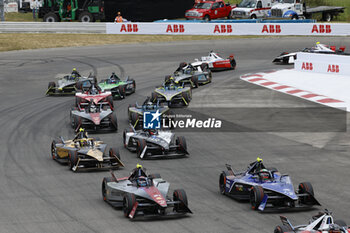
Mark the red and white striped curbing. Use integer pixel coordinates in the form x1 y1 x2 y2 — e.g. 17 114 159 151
240 70 346 110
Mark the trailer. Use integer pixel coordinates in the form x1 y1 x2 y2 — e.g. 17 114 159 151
270 0 345 22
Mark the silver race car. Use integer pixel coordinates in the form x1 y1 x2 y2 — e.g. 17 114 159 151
151 82 192 107
171 62 212 88
102 168 192 219
123 128 188 159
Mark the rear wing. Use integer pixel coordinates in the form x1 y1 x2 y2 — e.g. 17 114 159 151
280 216 295 231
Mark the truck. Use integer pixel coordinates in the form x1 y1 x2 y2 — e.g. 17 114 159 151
270 0 345 21
38 0 105 22
231 0 274 19
185 0 234 21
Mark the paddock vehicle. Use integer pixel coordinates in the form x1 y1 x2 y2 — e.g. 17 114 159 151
128 98 173 130
102 170 192 218
191 51 236 71
46 74 95 96
185 0 234 21
70 101 118 132
171 62 212 88
274 210 350 233
51 136 124 172
231 0 273 19
98 74 136 99
151 83 192 107
219 158 321 211
123 128 188 159
273 42 347 64
75 84 114 110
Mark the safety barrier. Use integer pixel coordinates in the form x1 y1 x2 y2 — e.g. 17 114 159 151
106 22 350 36
295 52 350 76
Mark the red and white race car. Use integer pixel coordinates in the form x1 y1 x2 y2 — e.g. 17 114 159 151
191 51 236 71
274 210 350 233
75 84 114 110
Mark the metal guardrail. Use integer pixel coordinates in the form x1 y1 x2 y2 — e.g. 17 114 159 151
0 22 106 33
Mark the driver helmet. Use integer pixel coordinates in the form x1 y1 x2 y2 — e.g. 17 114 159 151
148 129 157 135
90 102 97 113
137 176 148 187
259 169 270 181
146 101 154 110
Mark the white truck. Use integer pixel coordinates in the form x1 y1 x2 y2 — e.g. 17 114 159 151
230 0 274 19
270 0 345 21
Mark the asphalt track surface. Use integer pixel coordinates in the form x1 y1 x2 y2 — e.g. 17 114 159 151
1 37 350 233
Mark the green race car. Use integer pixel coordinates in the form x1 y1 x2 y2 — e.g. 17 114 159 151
98 73 136 99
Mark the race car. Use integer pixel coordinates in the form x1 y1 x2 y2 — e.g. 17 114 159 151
46 73 96 96
128 97 173 130
219 158 321 211
123 128 188 159
274 209 350 233
70 100 118 132
102 168 192 219
75 82 114 110
191 51 236 71
98 72 136 99
50 133 124 172
273 42 347 64
171 62 212 88
151 82 192 107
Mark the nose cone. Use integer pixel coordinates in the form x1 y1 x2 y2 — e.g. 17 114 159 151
90 113 101 125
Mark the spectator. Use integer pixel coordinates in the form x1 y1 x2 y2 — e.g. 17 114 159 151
114 11 123 23
32 0 40 20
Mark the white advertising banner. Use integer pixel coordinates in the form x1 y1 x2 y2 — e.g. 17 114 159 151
106 23 350 36
295 52 350 76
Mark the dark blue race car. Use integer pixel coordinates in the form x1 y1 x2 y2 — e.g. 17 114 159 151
219 158 321 211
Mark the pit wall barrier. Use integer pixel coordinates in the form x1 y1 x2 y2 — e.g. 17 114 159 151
106 23 350 36
295 52 350 76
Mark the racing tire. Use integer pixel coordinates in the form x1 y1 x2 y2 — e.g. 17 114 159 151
219 171 233 195
298 182 314 205
123 193 136 218
191 76 199 88
274 225 292 233
43 12 59 22
131 79 136 93
148 173 161 179
173 189 188 212
291 14 298 20
203 15 210 21
51 140 57 160
123 128 133 148
334 220 347 228
200 63 209 72
250 14 257 19
79 11 94 22
322 12 332 22
48 81 56 89
250 186 264 210
68 151 78 170
110 113 118 131
102 177 113 201
176 136 187 153
151 92 158 103
118 85 126 99
179 62 187 69
136 139 147 159
107 96 114 109
230 58 237 70
130 112 139 129
73 115 81 131
109 147 121 166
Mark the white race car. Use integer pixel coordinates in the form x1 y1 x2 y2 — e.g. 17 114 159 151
273 42 347 64
191 51 236 71
274 210 350 233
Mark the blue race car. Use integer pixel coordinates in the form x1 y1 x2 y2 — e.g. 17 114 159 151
219 158 321 211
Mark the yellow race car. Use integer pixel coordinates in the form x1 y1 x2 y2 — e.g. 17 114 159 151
51 136 124 172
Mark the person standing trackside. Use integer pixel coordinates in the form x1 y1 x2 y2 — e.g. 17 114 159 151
32 0 40 20
114 11 123 23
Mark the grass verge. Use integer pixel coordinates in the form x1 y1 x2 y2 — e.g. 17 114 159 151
0 33 267 52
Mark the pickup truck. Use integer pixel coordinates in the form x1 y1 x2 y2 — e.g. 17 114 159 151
185 0 234 21
231 0 274 19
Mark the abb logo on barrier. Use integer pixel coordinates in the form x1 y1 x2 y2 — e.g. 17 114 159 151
311 25 331 33
261 25 281 33
166 24 185 33
301 62 313 70
213 25 232 33
120 24 139 32
327 64 339 73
